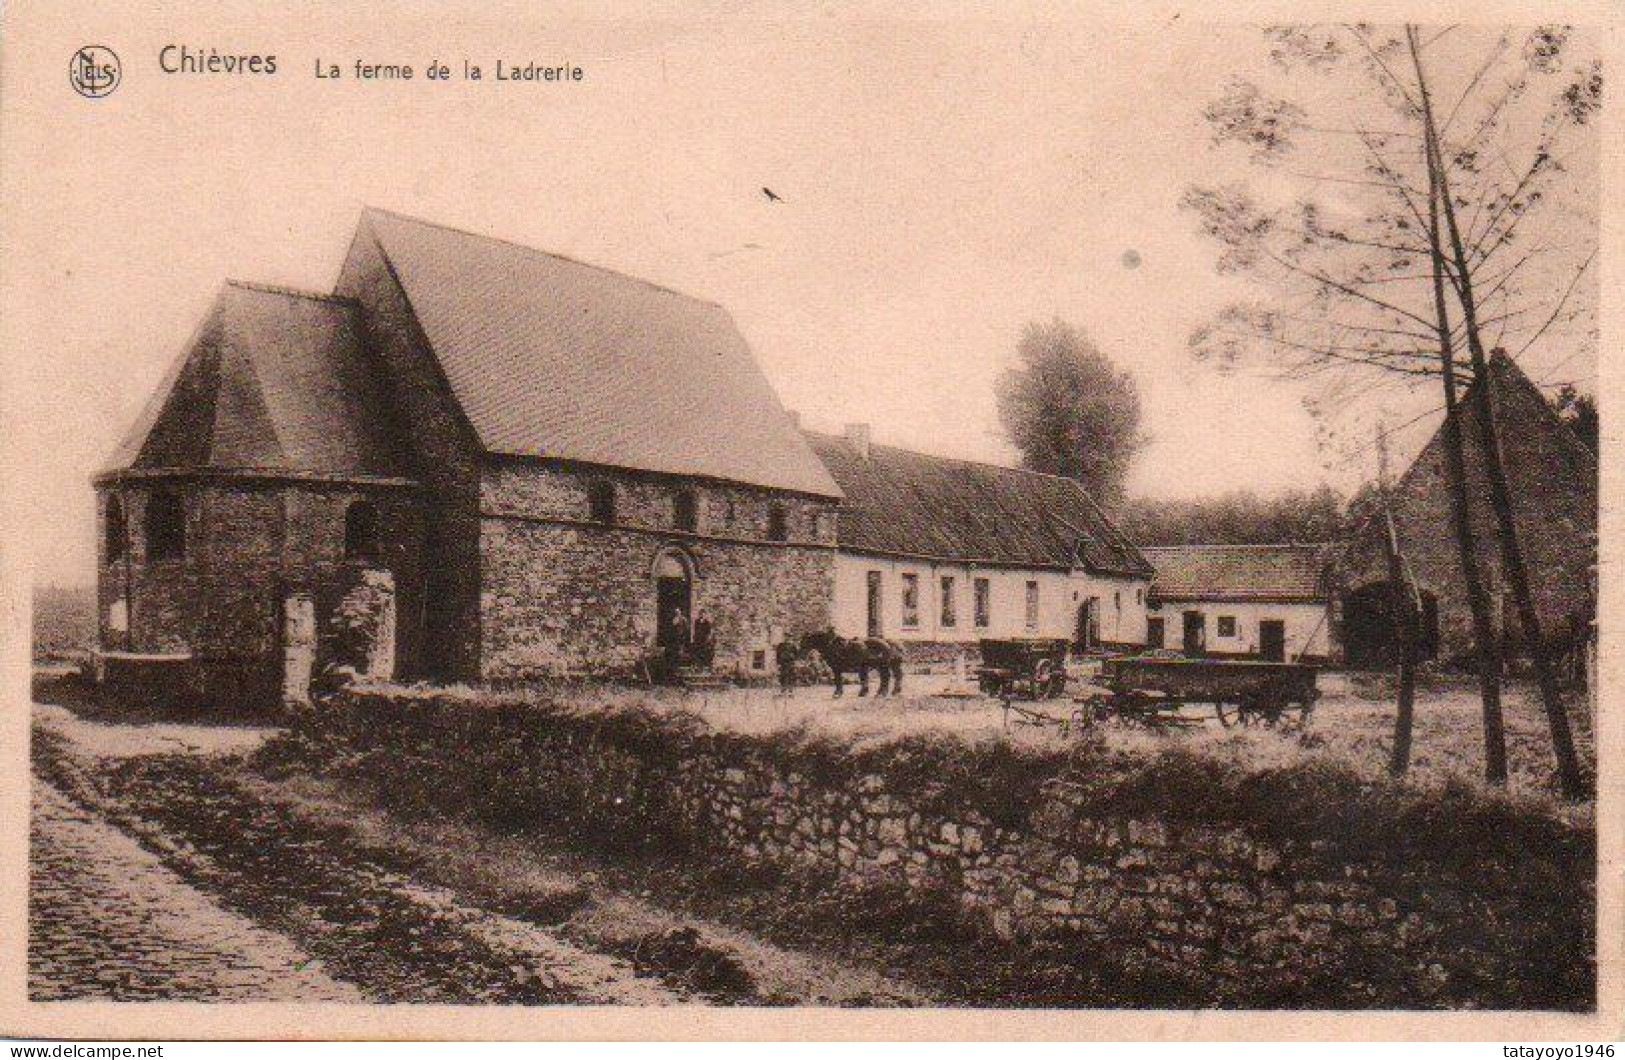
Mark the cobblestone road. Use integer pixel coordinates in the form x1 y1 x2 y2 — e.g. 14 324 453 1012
29 779 361 1001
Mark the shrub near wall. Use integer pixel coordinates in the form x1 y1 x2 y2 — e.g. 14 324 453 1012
294 685 1595 1009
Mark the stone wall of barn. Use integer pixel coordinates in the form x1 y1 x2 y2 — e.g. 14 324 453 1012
336 220 487 682
95 477 424 710
478 461 838 679
1338 368 1596 664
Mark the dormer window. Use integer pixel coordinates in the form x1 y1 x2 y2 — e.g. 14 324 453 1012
587 479 617 525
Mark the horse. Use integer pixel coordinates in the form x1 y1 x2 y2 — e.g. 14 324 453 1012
799 629 905 697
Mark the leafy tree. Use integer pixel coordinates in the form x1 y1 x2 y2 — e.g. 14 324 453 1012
1118 485 1348 546
1185 24 1597 795
996 319 1145 508
1554 384 1598 451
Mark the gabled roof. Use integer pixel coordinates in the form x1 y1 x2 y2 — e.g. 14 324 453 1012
803 430 1152 576
360 208 841 498
1143 543 1331 604
101 282 412 482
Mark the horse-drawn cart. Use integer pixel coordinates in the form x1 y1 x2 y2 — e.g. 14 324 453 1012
1088 656 1320 728
977 638 1070 701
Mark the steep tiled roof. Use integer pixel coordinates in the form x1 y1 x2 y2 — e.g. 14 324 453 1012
361 208 840 498
804 431 1152 576
102 282 411 481
1144 544 1330 603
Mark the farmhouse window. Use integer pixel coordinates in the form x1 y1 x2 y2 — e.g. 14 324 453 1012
587 479 617 525
145 490 185 560
1025 581 1040 628
767 503 789 541
901 573 920 628
1217 615 1237 638
974 577 991 628
105 497 127 561
674 489 699 532
344 501 380 560
940 576 957 627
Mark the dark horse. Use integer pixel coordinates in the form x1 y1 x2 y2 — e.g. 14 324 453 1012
800 629 905 697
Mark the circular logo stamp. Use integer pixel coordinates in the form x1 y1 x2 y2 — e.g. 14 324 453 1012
69 46 121 99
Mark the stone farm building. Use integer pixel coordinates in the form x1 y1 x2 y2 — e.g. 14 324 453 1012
1142 544 1334 663
806 426 1152 651
1336 352 1597 670
94 209 1149 709
96 209 842 707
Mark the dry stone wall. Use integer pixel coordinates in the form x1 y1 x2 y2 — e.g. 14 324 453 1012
316 687 1595 1009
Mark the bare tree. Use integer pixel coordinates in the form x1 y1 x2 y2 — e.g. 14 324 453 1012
1184 23 1597 794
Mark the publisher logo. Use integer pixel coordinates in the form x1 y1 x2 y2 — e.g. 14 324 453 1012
69 46 121 98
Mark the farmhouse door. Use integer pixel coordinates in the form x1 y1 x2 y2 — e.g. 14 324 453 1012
655 565 692 648
1181 611 1206 657
1259 619 1286 662
866 571 883 638
1075 599 1098 652
1146 616 1165 649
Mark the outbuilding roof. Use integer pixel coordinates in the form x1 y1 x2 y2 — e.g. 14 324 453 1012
1143 543 1331 604
361 208 841 498
803 430 1152 576
100 281 412 483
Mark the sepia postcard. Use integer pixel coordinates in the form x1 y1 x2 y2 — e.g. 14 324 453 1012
0 0 1619 1042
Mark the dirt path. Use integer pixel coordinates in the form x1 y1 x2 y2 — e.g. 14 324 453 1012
30 704 927 1006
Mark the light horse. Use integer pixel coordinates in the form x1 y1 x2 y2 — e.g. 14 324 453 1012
799 629 905 697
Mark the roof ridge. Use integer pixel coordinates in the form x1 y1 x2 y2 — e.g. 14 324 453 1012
361 206 725 309
225 279 358 306
802 427 1096 490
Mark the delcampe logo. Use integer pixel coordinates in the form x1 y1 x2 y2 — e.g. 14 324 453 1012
69 46 121 98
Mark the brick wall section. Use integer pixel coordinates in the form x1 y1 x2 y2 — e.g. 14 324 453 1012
96 479 424 708
319 688 1595 1008
479 461 837 678
335 220 485 681
1339 363 1597 659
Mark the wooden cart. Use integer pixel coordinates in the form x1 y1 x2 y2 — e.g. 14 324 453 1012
977 638 1070 701
1089 656 1320 729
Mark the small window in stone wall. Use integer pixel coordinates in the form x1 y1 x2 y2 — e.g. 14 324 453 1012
587 479 616 525
674 489 699 532
105 496 128 561
345 501 380 560
1217 615 1237 638
767 502 789 542
145 490 185 560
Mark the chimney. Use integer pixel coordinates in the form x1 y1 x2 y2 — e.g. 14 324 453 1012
786 409 801 428
845 422 871 460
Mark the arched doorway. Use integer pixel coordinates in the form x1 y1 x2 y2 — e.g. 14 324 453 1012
653 550 695 653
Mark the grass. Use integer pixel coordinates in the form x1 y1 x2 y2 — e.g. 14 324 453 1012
375 667 1595 823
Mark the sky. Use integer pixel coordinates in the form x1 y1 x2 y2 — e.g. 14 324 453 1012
1 5 1599 586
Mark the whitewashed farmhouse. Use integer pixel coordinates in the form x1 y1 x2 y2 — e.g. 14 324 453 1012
804 426 1153 652
1142 544 1333 663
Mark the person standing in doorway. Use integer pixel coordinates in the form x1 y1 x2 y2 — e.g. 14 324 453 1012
691 611 715 668
666 607 690 673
